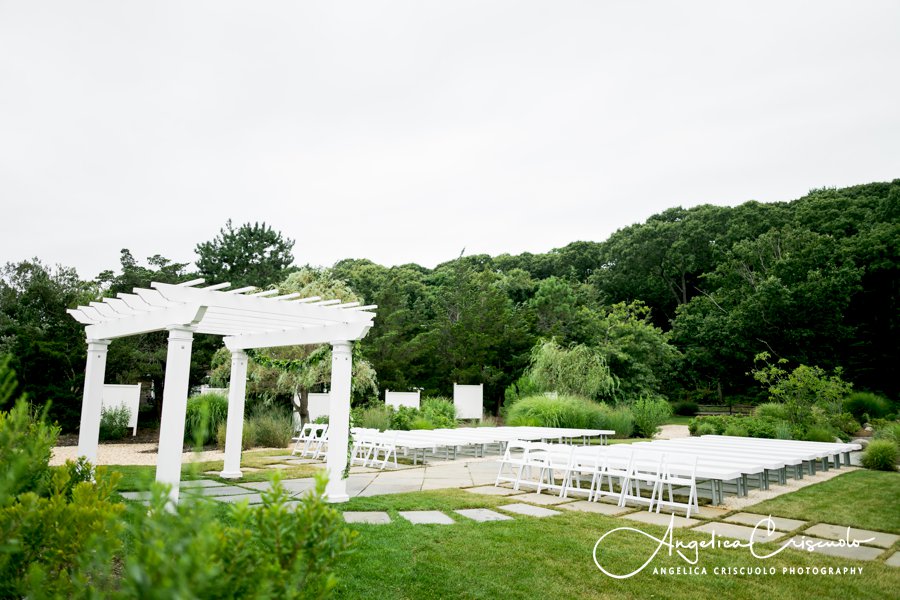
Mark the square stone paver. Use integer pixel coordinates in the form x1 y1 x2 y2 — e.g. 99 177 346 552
343 511 391 525
357 483 422 497
623 511 700 529
180 479 225 488
398 511 455 524
464 485 525 497
498 503 561 518
184 485 256 497
885 552 900 568
266 464 293 470
421 478 472 491
782 536 884 561
803 523 900 549
120 491 152 501
455 508 513 522
212 493 264 504
693 522 783 543
558 501 631 516
515 492 574 506
692 505 730 520
725 513 806 532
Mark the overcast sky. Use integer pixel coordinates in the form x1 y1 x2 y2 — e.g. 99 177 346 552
1 1 898 280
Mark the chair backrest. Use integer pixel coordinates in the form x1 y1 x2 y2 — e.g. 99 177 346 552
662 452 698 480
298 423 314 439
601 445 633 472
630 449 665 477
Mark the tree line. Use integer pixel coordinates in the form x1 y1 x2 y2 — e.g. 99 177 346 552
1 181 897 431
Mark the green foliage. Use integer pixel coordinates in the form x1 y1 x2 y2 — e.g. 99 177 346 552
751 353 853 425
860 440 898 471
420 397 456 428
671 400 698 416
828 412 861 439
754 402 789 420
195 219 295 288
504 394 627 433
354 405 392 431
185 392 229 446
843 391 891 422
723 423 749 437
873 421 900 444
695 422 718 436
389 406 419 431
525 340 618 401
503 373 540 408
247 407 294 449
409 417 435 430
689 415 780 439
99 404 131 441
774 421 793 439
802 426 836 442
629 395 672 438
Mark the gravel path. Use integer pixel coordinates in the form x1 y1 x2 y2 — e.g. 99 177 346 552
50 443 228 467
654 424 691 439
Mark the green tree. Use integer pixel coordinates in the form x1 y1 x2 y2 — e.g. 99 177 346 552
525 340 619 402
195 220 295 288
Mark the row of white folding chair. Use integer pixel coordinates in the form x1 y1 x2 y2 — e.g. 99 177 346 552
350 429 399 469
496 443 700 517
293 423 329 458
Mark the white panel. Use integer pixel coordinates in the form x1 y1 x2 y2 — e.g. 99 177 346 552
385 390 420 410
453 383 483 420
102 384 141 435
307 392 331 420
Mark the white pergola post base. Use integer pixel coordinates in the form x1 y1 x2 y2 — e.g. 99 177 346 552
76 339 111 465
155 327 195 505
219 349 248 479
324 341 352 502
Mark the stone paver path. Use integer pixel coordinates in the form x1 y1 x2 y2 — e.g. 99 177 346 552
802 523 900 549
464 485 524 496
514 492 575 506
180 479 225 488
885 552 900 568
781 535 884 561
455 508 513 522
498 503 561 518
692 521 784 543
724 512 806 532
558 501 631 516
399 510 455 524
343 511 391 524
623 511 699 529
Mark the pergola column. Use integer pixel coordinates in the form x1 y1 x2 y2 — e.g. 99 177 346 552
325 340 352 502
155 326 195 504
219 349 248 479
77 339 111 464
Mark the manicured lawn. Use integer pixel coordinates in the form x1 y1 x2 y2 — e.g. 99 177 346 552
665 415 694 425
744 470 900 534
106 449 321 491
331 489 900 599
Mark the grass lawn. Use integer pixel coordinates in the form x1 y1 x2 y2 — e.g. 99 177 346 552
331 488 900 600
665 415 694 426
106 449 321 491
743 470 900 534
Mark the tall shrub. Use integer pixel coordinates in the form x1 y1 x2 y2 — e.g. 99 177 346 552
630 395 672 438
526 341 619 401
184 392 229 446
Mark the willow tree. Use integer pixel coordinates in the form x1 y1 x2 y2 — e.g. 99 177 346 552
526 340 619 402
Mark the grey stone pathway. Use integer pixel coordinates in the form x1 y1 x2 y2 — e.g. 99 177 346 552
343 511 391 524
802 523 900 549
723 512 806 531
885 552 900 568
781 535 884 561
455 508 513 522
693 521 784 543
558 500 631 516
623 511 700 529
399 510 455 524
498 503 561 518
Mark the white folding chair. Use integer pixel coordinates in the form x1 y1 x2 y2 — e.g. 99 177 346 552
303 424 328 459
370 431 399 469
350 428 378 466
561 446 603 499
312 425 329 459
535 444 575 496
291 423 314 456
620 449 665 511
495 440 532 489
592 446 633 505
655 453 700 518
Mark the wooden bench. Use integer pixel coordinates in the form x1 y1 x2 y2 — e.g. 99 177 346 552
696 404 754 416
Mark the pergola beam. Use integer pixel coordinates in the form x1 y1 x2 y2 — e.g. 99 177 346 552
223 322 371 350
85 303 207 340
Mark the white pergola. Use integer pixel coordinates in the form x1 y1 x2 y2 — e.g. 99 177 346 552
68 279 376 504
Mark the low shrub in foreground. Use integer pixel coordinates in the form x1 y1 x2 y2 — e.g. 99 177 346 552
99 405 131 441
860 439 898 471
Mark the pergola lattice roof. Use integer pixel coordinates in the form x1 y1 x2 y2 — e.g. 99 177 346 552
67 279 377 349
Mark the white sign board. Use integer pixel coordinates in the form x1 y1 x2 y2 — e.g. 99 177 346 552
385 390 420 410
453 383 483 420
102 384 141 436
307 392 331 421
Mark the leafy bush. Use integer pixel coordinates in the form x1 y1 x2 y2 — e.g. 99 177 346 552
860 440 898 471
99 405 131 441
802 426 836 442
844 392 891 422
751 353 852 425
874 421 900 444
248 408 294 448
695 422 718 436
595 405 635 438
672 400 698 417
421 397 456 429
723 423 749 437
774 421 793 439
828 412 860 441
506 394 606 430
185 392 229 446
630 396 672 438
409 417 435 430
754 402 788 421
389 406 419 431
353 405 392 431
